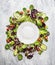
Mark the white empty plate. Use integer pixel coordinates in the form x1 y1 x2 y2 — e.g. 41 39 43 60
17 22 39 44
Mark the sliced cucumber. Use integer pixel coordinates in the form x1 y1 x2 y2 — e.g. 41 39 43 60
17 54 23 60
29 5 34 10
5 44 10 50
23 8 26 12
41 44 47 51
44 16 48 21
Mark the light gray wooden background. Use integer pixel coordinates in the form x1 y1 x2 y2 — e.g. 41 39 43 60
0 0 55 65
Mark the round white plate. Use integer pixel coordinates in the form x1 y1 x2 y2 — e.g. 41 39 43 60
17 22 39 44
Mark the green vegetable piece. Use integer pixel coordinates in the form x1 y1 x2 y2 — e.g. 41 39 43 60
9 17 12 23
22 44 27 49
36 13 42 17
39 29 47 34
34 41 40 46
23 8 26 12
44 16 48 21
18 47 23 52
29 5 34 10
7 31 11 37
41 44 47 51
13 49 18 56
37 12 46 18
13 28 17 32
38 50 43 55
16 11 19 13
17 54 23 60
5 44 10 50
36 19 42 26
30 44 34 48
9 41 14 46
17 14 26 22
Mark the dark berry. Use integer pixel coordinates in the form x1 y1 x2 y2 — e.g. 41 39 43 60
38 17 43 20
11 32 16 35
35 46 40 51
7 24 15 30
31 9 38 14
27 54 33 59
22 48 27 53
40 34 44 37
14 38 19 42
42 22 46 27
30 13 36 19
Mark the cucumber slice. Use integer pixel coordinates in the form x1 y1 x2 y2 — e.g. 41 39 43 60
41 44 47 51
29 5 34 10
44 16 48 21
5 44 10 50
17 54 23 60
23 8 26 12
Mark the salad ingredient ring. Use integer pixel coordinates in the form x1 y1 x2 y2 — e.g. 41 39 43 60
5 5 50 60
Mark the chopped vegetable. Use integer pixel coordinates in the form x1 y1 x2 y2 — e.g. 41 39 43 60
5 44 10 50
29 5 34 10
23 8 26 12
41 44 47 51
17 54 23 60
44 16 48 21
13 49 18 56
9 41 14 46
